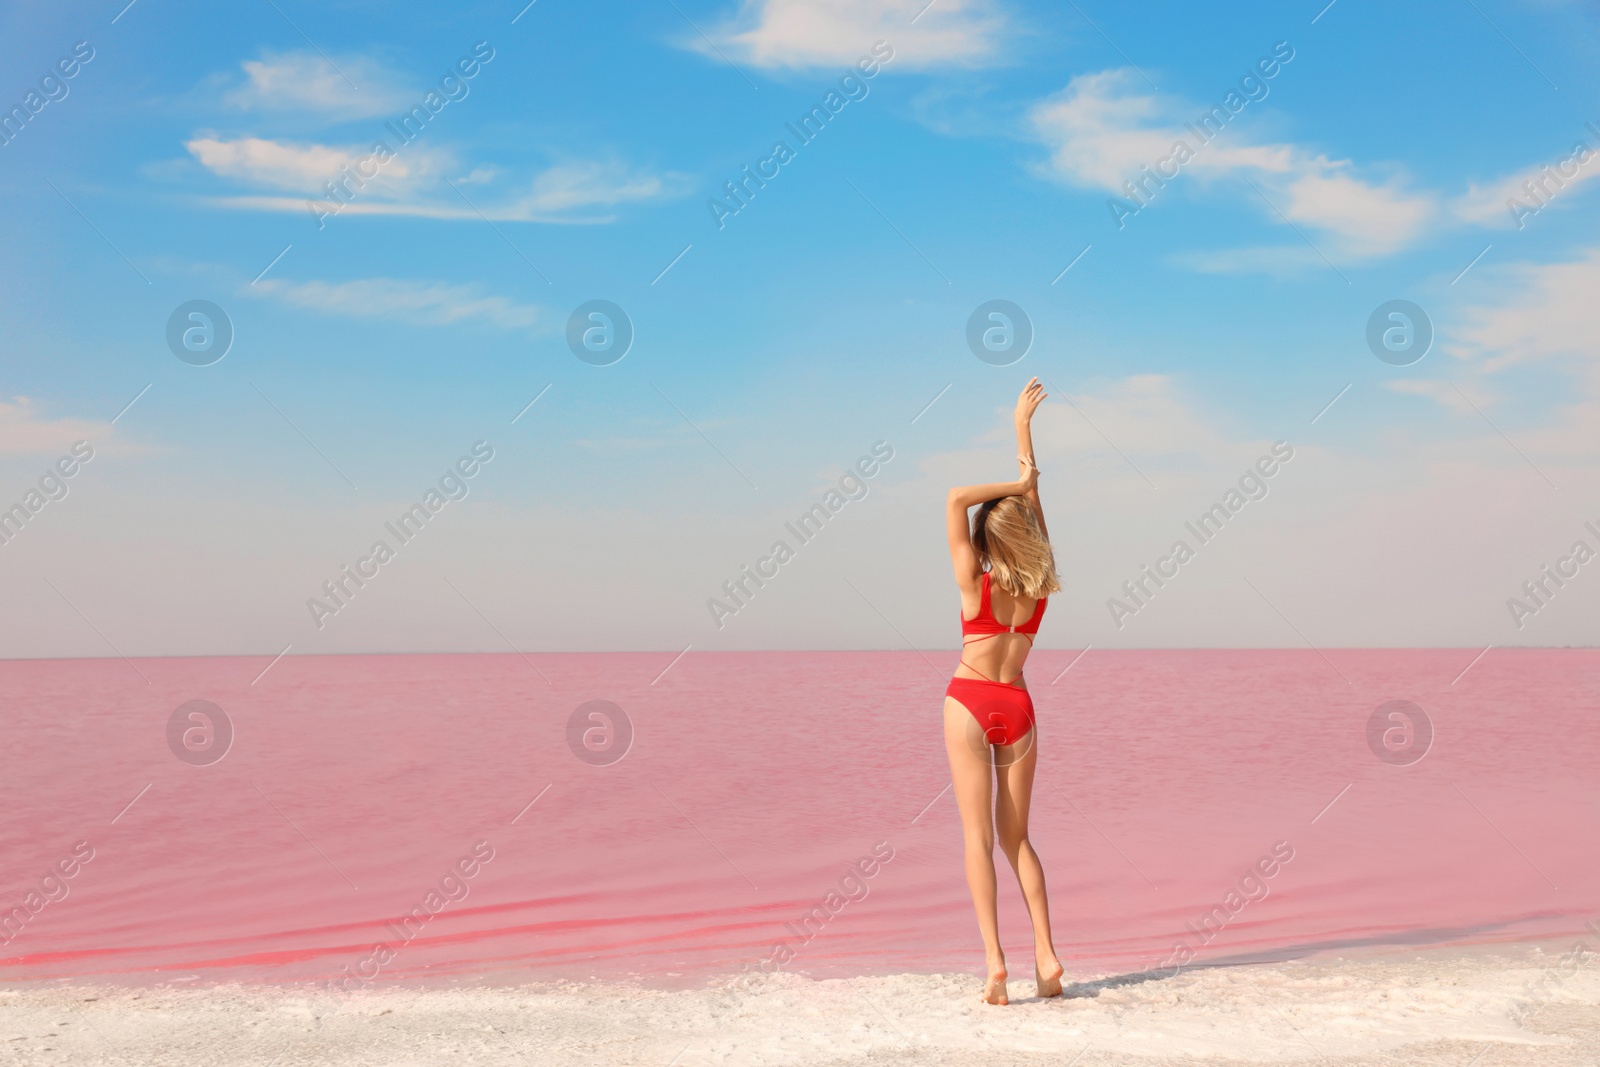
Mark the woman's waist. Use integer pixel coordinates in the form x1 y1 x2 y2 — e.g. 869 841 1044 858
949 664 1030 690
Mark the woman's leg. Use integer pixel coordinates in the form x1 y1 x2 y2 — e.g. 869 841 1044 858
942 696 1008 1004
993 725 1063 997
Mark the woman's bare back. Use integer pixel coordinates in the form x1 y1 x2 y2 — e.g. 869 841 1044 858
956 581 1040 687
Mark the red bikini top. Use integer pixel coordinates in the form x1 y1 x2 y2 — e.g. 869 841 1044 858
961 571 1046 637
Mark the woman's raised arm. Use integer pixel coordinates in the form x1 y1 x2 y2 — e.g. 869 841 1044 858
945 380 1047 588
1014 378 1048 540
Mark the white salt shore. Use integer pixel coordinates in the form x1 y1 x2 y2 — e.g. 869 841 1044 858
3 944 1597 1066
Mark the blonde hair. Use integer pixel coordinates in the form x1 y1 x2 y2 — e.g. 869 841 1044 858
972 496 1061 600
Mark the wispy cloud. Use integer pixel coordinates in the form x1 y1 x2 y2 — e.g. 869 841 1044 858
1383 379 1484 414
1274 165 1435 257
0 397 113 456
186 136 682 222
1451 153 1600 229
523 161 671 213
186 135 443 195
1399 249 1600 459
248 277 546 331
223 50 415 120
1448 249 1600 377
1030 68 1436 260
699 0 1005 70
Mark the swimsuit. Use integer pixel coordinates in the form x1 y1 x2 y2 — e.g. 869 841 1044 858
945 571 1047 746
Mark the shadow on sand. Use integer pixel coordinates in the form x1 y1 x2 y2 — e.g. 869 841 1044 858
1052 916 1547 1002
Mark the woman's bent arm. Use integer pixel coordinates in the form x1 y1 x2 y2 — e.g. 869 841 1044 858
947 474 1035 586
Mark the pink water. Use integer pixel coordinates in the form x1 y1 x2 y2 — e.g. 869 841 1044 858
0 649 1595 989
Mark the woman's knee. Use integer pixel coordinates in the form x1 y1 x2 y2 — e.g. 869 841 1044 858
964 827 995 855
996 825 1028 856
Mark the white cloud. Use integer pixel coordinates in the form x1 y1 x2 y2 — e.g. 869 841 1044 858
1399 249 1600 460
224 50 413 120
186 136 681 222
1452 251 1600 371
249 278 544 331
188 136 681 222
1028 73 1600 259
1448 250 1600 376
1030 70 1184 189
185 135 441 195
702 0 1004 70
522 161 669 213
1451 138 1600 228
1383 379 1484 414
1030 69 1302 190
1029 69 1436 260
1275 164 1434 257
0 397 110 456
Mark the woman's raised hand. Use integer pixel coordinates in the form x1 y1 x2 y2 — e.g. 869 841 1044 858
1015 378 1046 424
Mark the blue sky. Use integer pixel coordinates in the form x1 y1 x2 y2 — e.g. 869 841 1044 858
2 0 1598 657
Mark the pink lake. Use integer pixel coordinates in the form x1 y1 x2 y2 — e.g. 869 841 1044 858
0 649 1595 990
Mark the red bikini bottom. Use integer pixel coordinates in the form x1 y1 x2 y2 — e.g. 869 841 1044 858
945 675 1036 747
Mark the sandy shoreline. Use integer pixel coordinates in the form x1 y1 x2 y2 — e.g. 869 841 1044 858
3 943 1597 1066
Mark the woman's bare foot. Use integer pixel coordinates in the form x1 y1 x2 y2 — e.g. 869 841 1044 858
982 965 1009 1005
1035 950 1064 998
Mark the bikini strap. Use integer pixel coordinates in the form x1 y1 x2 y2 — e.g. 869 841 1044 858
958 659 997 683
979 571 992 620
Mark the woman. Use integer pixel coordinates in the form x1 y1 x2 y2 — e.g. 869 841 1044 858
943 377 1063 1005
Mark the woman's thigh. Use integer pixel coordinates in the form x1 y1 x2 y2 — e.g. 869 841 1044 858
942 697 994 835
994 725 1038 839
